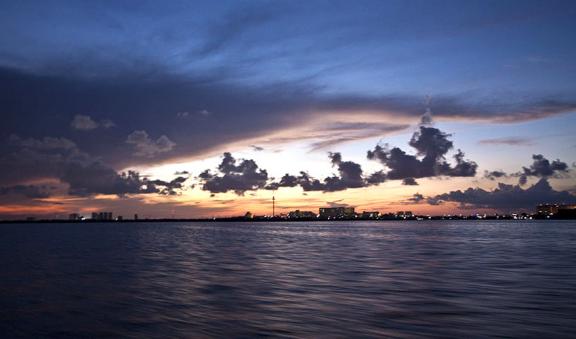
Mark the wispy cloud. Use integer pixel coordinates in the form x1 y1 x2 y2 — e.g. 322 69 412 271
479 137 534 146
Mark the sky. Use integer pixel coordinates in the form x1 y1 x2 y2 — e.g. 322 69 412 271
1 0 575 219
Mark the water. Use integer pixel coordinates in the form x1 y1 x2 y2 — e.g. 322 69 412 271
1 221 576 338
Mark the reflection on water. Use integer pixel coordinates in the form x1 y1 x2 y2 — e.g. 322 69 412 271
1 221 576 337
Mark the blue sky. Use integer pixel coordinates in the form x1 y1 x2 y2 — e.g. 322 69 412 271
0 0 575 218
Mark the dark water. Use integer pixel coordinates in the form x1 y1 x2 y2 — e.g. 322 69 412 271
1 221 576 338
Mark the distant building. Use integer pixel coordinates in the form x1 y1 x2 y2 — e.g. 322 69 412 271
319 207 355 219
69 213 80 221
288 210 317 219
92 212 113 221
538 203 576 218
134 214 139 220
558 204 576 218
396 211 413 218
537 204 560 215
361 211 379 219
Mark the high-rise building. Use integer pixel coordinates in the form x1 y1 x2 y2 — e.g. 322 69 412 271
92 212 113 221
360 211 379 219
319 207 355 219
288 210 317 219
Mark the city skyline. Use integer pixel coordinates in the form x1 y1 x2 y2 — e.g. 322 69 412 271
1 0 576 219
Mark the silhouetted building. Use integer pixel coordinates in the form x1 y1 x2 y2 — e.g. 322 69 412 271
558 204 576 218
92 212 113 221
538 203 576 218
537 204 560 216
134 214 139 220
288 210 317 219
319 207 355 219
396 211 413 218
69 213 80 221
361 211 379 219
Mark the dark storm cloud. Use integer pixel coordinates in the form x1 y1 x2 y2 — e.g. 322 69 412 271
427 178 576 210
198 152 268 195
367 125 478 181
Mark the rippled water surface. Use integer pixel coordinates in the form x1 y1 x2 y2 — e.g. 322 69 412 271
2 220 576 338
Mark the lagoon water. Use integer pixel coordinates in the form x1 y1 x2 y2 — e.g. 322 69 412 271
1 220 576 338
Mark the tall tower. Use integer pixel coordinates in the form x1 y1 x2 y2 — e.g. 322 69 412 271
272 194 275 217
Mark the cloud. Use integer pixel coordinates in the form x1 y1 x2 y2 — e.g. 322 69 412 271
266 152 368 192
479 137 534 146
195 4 283 56
402 178 418 186
484 170 508 180
62 165 156 196
150 176 188 196
518 154 569 185
176 110 211 119
0 184 54 199
1 135 168 197
266 120 478 192
324 152 366 191
70 114 115 130
2 64 574 176
126 130 176 158
71 115 98 130
365 170 387 185
9 134 76 150
307 122 410 152
176 111 190 119
427 178 576 210
407 193 425 203
367 123 477 181
198 152 268 195
265 173 299 190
